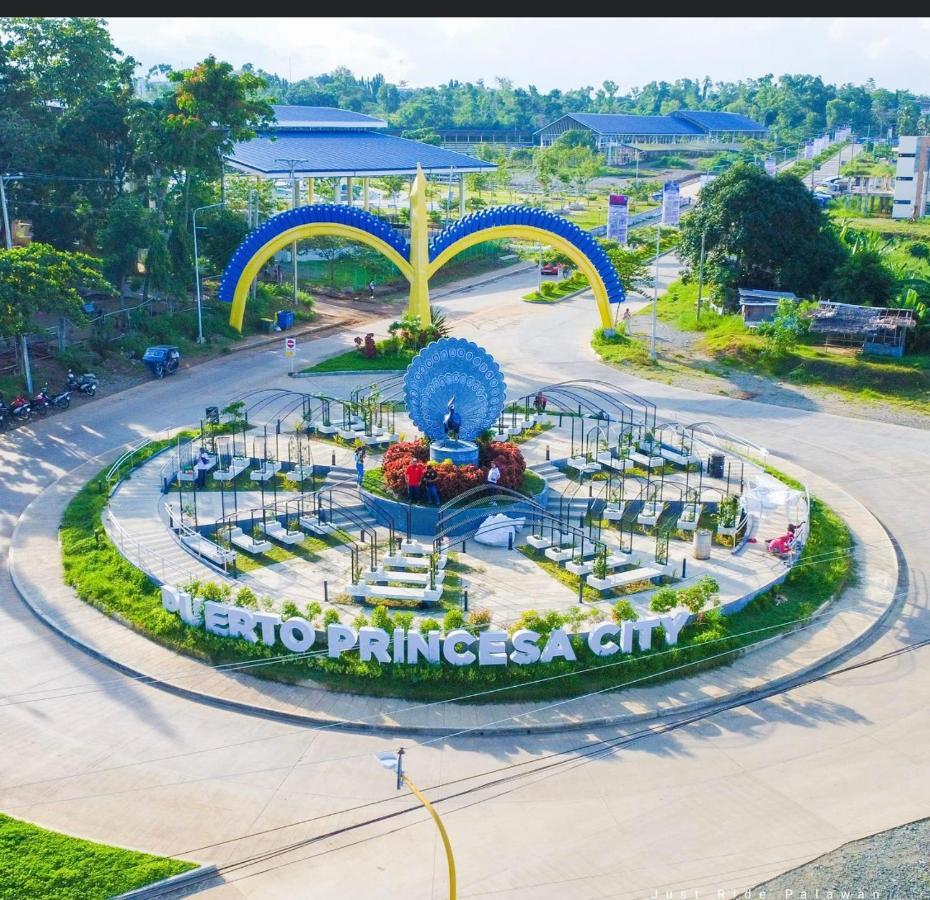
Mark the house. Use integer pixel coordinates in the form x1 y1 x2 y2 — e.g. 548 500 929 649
737 289 798 328
808 302 915 357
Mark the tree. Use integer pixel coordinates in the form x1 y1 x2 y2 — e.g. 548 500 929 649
599 239 652 294
0 243 110 337
97 195 156 295
827 250 898 307
678 163 845 308
757 298 811 358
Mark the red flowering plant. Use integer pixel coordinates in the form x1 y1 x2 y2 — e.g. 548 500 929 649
379 439 526 503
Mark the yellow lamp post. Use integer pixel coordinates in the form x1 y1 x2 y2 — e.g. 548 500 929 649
376 748 456 899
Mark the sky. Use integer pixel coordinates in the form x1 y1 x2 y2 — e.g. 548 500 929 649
104 17 930 94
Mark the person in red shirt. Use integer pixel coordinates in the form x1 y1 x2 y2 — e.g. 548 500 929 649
405 458 427 503
767 524 796 556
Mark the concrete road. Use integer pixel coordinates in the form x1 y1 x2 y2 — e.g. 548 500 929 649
1 267 928 899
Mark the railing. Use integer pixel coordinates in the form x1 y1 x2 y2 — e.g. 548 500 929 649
106 438 155 490
105 509 220 587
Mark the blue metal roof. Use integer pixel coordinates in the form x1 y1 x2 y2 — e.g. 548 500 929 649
226 130 496 177
270 105 388 129
540 113 704 136
672 110 766 132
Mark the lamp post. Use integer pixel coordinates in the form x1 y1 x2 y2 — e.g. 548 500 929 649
192 201 225 345
376 749 456 899
650 223 661 361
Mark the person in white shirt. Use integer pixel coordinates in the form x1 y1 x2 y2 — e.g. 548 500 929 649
195 449 211 489
487 461 501 496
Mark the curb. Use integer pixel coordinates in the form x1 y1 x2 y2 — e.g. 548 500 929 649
113 864 218 899
9 448 900 737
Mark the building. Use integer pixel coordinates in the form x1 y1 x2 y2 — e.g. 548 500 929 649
225 105 495 215
737 289 798 328
809 302 915 357
535 110 766 163
892 135 930 219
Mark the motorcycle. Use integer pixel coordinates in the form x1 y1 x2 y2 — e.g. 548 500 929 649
5 393 32 421
32 383 70 413
65 369 98 397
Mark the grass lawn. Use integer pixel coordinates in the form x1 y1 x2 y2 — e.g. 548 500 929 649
830 214 930 240
0 813 195 900
302 344 415 373
620 279 930 413
522 277 588 303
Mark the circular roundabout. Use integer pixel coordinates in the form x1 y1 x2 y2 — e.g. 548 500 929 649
15 338 897 733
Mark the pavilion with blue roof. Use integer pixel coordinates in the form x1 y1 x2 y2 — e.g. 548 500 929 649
225 105 495 216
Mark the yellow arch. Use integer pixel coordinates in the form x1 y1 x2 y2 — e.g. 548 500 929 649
427 225 614 329
228 223 414 331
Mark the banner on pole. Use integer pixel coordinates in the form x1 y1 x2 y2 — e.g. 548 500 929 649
661 181 680 227
606 194 629 245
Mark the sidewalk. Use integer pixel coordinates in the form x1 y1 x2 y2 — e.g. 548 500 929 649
9 446 899 736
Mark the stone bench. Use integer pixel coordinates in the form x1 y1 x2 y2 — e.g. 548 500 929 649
676 504 704 532
660 447 701 467
229 527 272 554
382 553 448 570
364 569 446 586
586 566 662 592
262 521 305 545
400 540 433 554
637 502 666 527
629 452 664 470
597 452 632 473
213 458 250 482
312 422 338 434
286 464 315 481
250 461 282 482
604 501 626 521
299 515 336 536
181 533 236 566
346 583 443 604
525 534 552 550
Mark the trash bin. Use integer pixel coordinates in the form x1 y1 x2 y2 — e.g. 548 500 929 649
276 309 295 330
260 316 275 334
693 528 712 560
707 453 725 479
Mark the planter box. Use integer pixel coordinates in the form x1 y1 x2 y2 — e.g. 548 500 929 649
566 560 594 576
315 423 337 434
526 535 551 550
544 547 574 563
604 502 625 521
677 505 703 532
568 456 588 469
586 574 615 592
717 524 738 537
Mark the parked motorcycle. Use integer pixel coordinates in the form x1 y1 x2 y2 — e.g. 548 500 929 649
32 383 70 413
65 369 98 397
5 393 32 421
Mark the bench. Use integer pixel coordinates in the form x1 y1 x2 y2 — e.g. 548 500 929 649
676 504 704 532
637 502 666 527
544 546 574 563
286 464 315 482
525 534 552 550
660 447 701 467
364 569 446 586
213 457 250 482
250 461 282 482
629 452 664 470
382 553 448 570
400 540 433 554
604 501 626 521
299 515 336 536
262 521 305 545
228 527 272 554
181 533 236 566
313 422 338 434
346 583 443 604
586 566 662 592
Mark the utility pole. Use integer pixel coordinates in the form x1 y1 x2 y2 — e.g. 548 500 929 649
276 157 309 305
192 202 225 345
651 224 661 361
696 226 707 321
0 174 32 392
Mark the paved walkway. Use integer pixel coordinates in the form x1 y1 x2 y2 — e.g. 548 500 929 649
10 442 897 735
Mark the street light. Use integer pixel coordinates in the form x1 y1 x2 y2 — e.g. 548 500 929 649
192 201 225 345
376 749 456 899
276 157 310 305
650 223 661 361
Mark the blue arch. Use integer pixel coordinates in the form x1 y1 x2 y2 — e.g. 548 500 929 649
217 204 411 304
428 206 626 305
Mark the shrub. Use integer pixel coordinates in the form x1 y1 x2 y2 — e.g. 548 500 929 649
200 582 231 603
539 281 558 298
443 608 466 632
418 616 441 633
323 608 341 627
394 612 415 632
352 612 369 630
282 601 301 619
679 576 720 617
370 604 393 631
354 332 378 358
612 599 638 622
511 609 566 639
467 608 492 630
908 241 930 259
304 601 322 622
235 587 259 609
649 586 680 614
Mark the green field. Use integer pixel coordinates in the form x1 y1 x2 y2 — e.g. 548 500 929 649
302 345 416 373
0 813 194 900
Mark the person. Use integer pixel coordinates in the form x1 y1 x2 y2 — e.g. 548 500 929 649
767 524 797 556
405 457 426 503
354 446 366 486
423 462 441 505
534 392 547 413
487 459 501 496
622 307 632 330
195 448 210 489
368 280 375 300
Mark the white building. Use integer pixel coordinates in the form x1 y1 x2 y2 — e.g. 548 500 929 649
892 136 930 219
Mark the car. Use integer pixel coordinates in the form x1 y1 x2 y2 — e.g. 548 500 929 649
540 263 560 276
141 345 181 379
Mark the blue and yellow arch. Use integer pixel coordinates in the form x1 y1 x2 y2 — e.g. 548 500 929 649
218 166 624 331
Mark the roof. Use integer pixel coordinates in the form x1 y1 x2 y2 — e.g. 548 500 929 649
738 289 798 304
809 301 915 334
226 130 496 178
537 113 703 137
536 110 766 137
672 110 767 132
270 105 388 130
